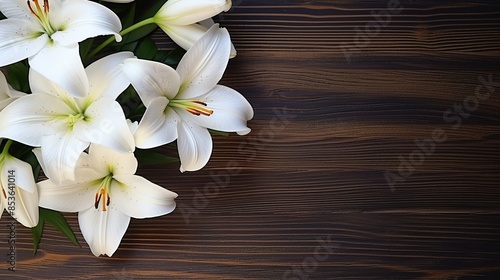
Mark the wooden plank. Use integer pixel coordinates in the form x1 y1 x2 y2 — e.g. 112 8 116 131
1 0 500 279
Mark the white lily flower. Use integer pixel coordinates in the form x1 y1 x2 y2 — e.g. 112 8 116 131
0 0 122 97
36 144 177 257
0 141 39 228
0 52 136 184
122 25 253 172
0 71 27 111
153 0 236 57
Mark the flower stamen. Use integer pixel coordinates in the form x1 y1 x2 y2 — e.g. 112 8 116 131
94 176 113 211
27 0 56 35
169 100 213 117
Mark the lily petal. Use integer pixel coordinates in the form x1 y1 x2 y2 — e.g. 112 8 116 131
29 68 74 100
37 176 97 213
0 19 48 67
0 72 9 101
159 23 208 53
74 98 135 153
199 19 237 58
112 175 177 218
122 58 180 105
0 0 36 20
86 52 135 102
0 93 72 147
176 24 231 99
79 206 130 257
9 186 39 227
1 157 39 227
0 72 16 111
156 0 231 26
174 85 253 135
40 131 89 183
177 120 212 172
87 144 137 177
3 155 37 193
134 96 180 149
29 43 89 98
50 0 122 45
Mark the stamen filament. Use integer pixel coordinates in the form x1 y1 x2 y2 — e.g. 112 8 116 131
27 1 40 20
94 176 113 211
27 0 56 35
169 100 214 117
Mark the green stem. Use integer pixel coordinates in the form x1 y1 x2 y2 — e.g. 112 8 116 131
1 139 13 155
86 17 157 61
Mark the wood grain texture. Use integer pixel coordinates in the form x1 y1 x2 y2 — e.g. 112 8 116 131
1 0 500 279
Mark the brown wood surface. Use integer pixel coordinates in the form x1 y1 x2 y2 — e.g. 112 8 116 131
1 0 500 279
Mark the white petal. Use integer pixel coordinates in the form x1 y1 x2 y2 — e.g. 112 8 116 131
79 206 130 257
3 155 37 193
0 0 33 19
29 68 76 101
1 156 39 227
40 132 89 183
134 97 180 149
122 58 180 105
86 52 135 102
0 72 10 101
176 24 231 99
87 144 138 176
127 119 138 135
177 120 212 172
156 0 230 26
50 0 122 45
174 85 253 135
0 72 14 110
7 85 27 99
112 175 177 218
31 148 47 174
37 177 97 212
0 93 72 147
159 23 208 52
5 185 39 228
0 19 48 67
0 100 12 111
29 43 89 98
74 98 135 153
199 19 237 58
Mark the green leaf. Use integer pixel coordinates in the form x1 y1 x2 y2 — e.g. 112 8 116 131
79 38 95 63
31 220 44 256
22 150 41 179
163 48 186 66
5 61 30 92
136 0 168 21
135 149 179 166
135 38 159 60
120 23 158 46
209 129 229 137
32 208 80 255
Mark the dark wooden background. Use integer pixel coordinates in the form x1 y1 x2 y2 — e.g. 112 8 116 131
1 0 500 279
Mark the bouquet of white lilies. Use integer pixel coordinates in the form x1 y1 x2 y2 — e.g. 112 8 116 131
0 0 253 257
